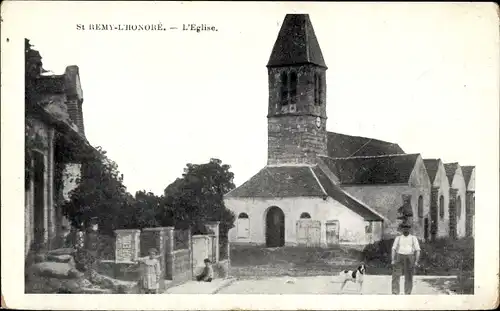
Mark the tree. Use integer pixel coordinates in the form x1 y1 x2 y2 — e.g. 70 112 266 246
397 195 413 230
133 190 162 229
162 158 236 237
61 147 135 234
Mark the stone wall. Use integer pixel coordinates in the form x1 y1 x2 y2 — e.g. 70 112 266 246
25 118 56 255
267 116 327 165
225 196 379 247
114 230 140 262
449 166 467 238
267 64 328 166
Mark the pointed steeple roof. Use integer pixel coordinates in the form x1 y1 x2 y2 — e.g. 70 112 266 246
267 14 327 68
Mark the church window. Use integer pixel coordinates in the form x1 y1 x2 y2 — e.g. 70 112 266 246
456 196 462 219
314 73 320 105
439 195 445 219
280 71 289 106
418 196 424 217
365 221 373 233
418 195 424 225
318 73 323 105
290 71 298 105
300 212 311 219
237 213 250 239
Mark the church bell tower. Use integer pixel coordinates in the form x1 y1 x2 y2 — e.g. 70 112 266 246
267 14 328 166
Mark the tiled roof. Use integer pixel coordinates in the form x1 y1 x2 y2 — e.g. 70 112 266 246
319 154 420 185
461 166 475 187
311 166 384 221
225 166 325 198
423 159 441 184
225 164 384 221
327 132 405 158
444 163 459 185
34 75 66 94
267 14 327 68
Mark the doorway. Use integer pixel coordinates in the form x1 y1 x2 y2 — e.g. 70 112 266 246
33 151 45 251
265 206 285 247
326 220 340 246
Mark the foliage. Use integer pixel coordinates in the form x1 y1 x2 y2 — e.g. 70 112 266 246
133 190 162 229
420 237 474 274
74 248 96 273
61 146 135 234
362 237 474 276
396 196 413 230
362 238 395 264
162 158 236 236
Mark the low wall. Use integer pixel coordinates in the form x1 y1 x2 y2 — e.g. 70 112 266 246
171 249 191 284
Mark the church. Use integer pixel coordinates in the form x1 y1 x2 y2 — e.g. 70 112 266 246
224 14 475 248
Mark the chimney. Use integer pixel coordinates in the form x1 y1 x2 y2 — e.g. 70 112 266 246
64 66 85 136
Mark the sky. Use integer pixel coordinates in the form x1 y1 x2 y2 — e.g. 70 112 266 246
12 2 500 196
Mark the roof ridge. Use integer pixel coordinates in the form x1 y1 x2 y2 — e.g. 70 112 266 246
304 16 311 63
327 131 401 146
265 164 315 167
309 166 328 197
320 153 419 160
338 186 388 221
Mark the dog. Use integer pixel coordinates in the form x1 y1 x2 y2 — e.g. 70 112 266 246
338 264 366 293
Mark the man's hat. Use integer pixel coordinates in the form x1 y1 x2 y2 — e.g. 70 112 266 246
400 222 412 228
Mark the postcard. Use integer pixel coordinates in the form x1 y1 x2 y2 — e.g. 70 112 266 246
1 1 499 310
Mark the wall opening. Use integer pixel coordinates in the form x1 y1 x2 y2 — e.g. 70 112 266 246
290 71 297 105
326 220 340 246
456 196 462 219
280 71 289 106
314 73 320 105
439 195 445 219
237 213 250 239
265 206 285 247
33 151 45 251
300 212 311 219
417 195 424 227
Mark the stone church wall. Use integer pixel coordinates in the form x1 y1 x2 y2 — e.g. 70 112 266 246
431 164 451 238
450 167 467 238
342 185 429 240
225 196 378 247
25 118 53 256
267 116 327 165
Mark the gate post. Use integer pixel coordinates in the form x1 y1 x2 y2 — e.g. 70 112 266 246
165 227 175 280
206 221 220 262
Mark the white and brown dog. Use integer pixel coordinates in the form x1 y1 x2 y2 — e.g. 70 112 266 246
338 264 366 293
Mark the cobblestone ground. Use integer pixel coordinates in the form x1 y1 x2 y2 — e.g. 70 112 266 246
215 275 457 295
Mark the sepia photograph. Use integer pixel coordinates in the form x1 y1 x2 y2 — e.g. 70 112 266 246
1 1 499 310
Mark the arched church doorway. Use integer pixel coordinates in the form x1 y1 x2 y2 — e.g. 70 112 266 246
266 206 285 247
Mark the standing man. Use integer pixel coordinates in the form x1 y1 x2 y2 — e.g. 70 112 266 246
391 222 421 294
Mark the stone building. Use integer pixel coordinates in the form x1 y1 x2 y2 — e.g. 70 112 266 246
462 166 475 238
423 159 451 240
444 163 467 239
225 14 387 248
25 39 92 256
322 154 432 240
224 14 475 247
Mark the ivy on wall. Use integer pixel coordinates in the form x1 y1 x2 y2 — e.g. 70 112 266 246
25 118 48 189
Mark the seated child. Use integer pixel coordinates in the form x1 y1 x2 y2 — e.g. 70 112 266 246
196 258 214 282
